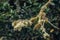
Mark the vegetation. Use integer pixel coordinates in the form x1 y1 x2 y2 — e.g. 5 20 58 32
0 0 60 40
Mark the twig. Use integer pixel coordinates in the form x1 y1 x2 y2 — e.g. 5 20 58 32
48 21 59 30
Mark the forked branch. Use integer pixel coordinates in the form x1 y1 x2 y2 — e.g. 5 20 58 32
12 0 59 39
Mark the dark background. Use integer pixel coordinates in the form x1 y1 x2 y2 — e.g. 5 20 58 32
0 0 60 40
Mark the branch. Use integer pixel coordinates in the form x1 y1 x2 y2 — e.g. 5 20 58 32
48 21 59 30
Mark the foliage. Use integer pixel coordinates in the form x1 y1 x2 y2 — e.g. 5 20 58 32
0 0 60 40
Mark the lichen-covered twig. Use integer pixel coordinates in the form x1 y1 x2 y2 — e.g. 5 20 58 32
12 19 32 31
12 0 59 39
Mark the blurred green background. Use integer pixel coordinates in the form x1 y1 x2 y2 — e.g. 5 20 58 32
0 0 60 40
